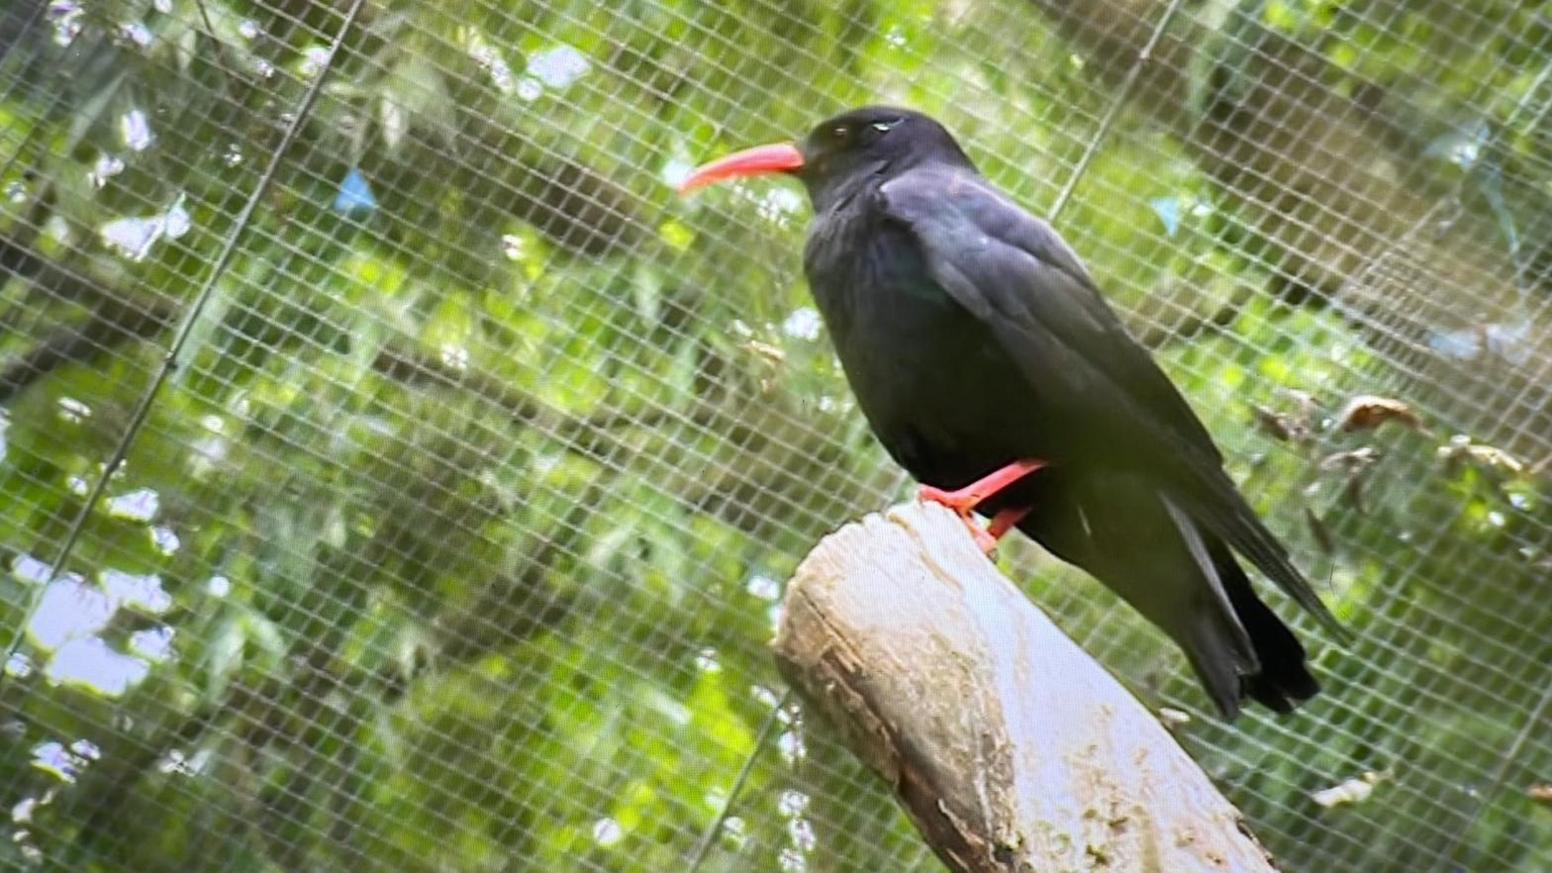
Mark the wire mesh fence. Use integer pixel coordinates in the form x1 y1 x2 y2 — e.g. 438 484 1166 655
0 0 1549 870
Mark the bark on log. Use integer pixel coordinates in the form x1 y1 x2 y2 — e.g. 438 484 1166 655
773 502 1280 873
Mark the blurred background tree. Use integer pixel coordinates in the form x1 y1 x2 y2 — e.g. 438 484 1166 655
0 0 1548 871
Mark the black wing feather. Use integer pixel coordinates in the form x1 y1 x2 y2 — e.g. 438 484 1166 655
879 167 1346 638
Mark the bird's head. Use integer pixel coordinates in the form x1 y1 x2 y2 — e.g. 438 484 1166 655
678 106 974 210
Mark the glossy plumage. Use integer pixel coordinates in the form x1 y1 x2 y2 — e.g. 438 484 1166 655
700 106 1344 718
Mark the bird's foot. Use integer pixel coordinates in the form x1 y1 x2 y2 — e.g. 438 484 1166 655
917 459 1045 555
917 459 1046 511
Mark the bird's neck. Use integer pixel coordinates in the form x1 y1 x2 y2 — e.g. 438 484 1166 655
805 160 889 216
806 147 977 215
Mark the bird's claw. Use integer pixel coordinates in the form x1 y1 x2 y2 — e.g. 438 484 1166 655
918 460 1046 556
918 483 975 513
918 486 1002 555
968 522 1001 556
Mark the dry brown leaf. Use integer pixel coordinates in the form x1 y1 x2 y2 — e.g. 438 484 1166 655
744 339 786 364
1342 471 1368 512
1319 447 1381 472
1252 405 1302 442
1279 388 1321 419
1336 395 1425 433
1528 454 1551 479
1312 771 1385 809
1305 506 1335 553
1437 436 1526 474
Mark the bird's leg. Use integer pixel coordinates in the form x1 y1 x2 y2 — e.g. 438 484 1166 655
985 506 1033 541
919 459 1046 510
918 459 1045 553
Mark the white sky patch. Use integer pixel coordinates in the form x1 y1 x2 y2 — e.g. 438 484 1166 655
44 214 70 246
172 747 214 776
5 652 33 678
772 188 805 213
89 154 125 189
27 569 172 696
527 44 589 89
150 526 181 555
757 187 805 223
778 788 809 816
105 488 159 521
778 729 805 765
12 795 39 824
781 307 822 342
120 109 154 152
31 742 81 783
515 77 542 101
661 156 693 189
299 44 331 78
439 344 470 371
28 577 114 650
465 29 516 95
190 431 229 478
721 816 747 849
591 817 623 847
50 3 83 46
101 569 172 614
12 553 51 585
745 573 780 601
130 626 175 663
751 684 781 709
57 396 91 423
46 637 149 696
100 197 191 262
119 21 153 48
788 818 816 851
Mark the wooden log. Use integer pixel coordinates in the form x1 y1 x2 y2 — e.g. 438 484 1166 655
773 501 1280 873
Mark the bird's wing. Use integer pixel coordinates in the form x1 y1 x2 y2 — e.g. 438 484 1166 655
879 167 1344 636
879 167 1217 462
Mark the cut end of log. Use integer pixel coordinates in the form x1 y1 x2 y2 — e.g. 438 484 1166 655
773 501 1279 873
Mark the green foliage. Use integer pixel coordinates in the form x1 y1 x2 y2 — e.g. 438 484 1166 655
0 1 1549 872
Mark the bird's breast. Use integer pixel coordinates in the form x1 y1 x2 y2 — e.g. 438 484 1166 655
804 224 1046 480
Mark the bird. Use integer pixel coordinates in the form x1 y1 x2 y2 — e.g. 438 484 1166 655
679 106 1347 720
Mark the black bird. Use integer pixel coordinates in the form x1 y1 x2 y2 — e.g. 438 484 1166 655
679 106 1345 719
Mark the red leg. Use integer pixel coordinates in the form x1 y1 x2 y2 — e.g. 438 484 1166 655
918 459 1045 554
985 505 1033 541
918 459 1046 512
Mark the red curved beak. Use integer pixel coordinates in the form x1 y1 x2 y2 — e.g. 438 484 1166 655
677 143 805 195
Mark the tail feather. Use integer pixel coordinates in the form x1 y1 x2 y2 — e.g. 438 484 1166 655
1010 472 1323 719
1215 541 1320 712
1187 482 1349 642
1179 540 1320 718
1168 497 1320 719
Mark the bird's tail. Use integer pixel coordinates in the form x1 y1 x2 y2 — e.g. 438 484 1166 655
1008 475 1320 720
1180 561 1321 718
1162 496 1319 719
